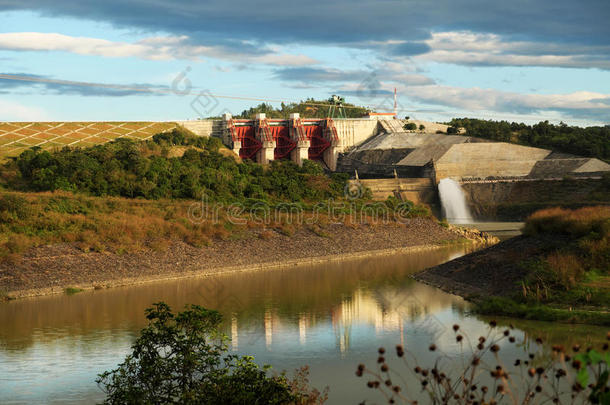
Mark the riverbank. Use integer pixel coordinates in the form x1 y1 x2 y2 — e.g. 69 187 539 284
414 206 610 325
1 218 485 300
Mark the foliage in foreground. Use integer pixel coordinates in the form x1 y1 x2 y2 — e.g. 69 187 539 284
97 302 327 404
357 321 610 404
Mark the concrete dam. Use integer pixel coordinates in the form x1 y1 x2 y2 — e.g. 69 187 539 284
2 115 608 220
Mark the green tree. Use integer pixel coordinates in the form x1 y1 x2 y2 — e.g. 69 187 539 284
97 303 325 404
403 122 417 131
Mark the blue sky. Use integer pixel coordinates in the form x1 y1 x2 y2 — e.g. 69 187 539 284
0 1 609 125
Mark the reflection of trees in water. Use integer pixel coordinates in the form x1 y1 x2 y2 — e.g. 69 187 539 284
0 247 466 350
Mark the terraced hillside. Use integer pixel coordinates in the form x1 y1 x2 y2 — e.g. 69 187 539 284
0 121 178 158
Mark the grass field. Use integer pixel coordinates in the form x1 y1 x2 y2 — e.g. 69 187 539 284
0 121 178 158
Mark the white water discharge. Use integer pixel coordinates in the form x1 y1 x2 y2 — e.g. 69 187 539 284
438 178 473 224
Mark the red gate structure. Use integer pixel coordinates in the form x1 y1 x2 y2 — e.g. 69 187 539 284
226 114 339 168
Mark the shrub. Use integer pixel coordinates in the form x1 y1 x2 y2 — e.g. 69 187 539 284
97 303 326 404
523 206 610 238
403 122 417 131
0 193 30 222
11 134 347 204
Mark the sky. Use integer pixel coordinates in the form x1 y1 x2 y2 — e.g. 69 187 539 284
0 0 609 125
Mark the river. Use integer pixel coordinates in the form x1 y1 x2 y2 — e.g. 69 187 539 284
0 242 605 404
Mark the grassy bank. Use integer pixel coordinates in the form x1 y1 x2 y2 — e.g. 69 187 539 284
473 206 610 324
0 127 440 265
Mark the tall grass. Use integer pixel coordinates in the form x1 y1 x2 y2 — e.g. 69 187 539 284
523 206 610 237
517 206 609 306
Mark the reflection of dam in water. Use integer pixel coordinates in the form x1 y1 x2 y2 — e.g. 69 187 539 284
228 281 464 353
1 246 606 404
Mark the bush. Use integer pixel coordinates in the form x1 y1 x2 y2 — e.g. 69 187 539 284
0 193 30 222
10 134 348 204
523 206 610 238
403 122 417 131
97 303 326 404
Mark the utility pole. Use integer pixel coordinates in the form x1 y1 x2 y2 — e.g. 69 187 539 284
394 87 397 118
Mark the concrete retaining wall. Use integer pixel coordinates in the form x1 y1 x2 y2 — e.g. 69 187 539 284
353 178 436 205
435 143 551 180
177 120 224 137
333 119 380 151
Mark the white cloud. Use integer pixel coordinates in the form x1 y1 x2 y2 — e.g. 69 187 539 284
405 84 610 118
415 31 610 69
0 99 51 121
0 32 318 66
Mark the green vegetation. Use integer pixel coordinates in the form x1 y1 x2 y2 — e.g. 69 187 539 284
97 302 327 404
474 206 610 325
447 118 610 161
235 98 369 119
0 128 434 262
7 127 348 203
64 287 84 295
403 122 417 131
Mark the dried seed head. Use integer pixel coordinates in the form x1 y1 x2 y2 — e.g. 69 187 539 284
396 345 404 357
378 347 386 354
490 344 500 353
429 344 437 351
453 324 460 331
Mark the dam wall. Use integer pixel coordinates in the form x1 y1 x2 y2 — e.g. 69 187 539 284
177 120 224 137
178 118 381 152
350 178 437 206
461 178 609 220
434 143 551 180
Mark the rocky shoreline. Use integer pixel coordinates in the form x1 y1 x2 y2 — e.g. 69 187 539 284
1 219 489 300
412 235 553 299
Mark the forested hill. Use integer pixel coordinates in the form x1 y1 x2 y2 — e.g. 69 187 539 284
235 99 369 119
447 118 610 161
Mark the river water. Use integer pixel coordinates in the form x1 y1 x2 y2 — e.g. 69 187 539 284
0 243 605 404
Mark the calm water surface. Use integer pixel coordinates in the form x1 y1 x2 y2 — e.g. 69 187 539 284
0 244 605 404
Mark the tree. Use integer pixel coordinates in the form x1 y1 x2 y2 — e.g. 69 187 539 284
403 123 417 131
97 303 326 404
419 124 426 131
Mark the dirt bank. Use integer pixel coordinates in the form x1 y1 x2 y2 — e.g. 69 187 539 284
1 219 478 300
412 236 537 298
